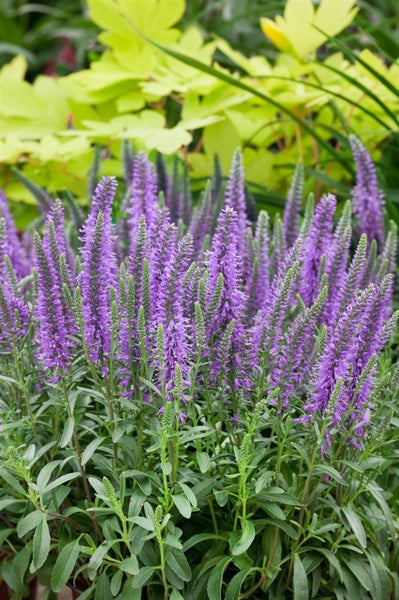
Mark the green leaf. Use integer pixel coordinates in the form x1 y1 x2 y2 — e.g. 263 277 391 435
166 549 192 582
32 515 51 571
172 494 192 518
41 472 80 494
0 374 20 384
314 55 399 127
313 464 347 485
17 509 43 538
255 471 274 494
196 451 211 473
88 541 114 580
0 528 14 545
183 532 227 552
131 566 155 589
367 549 392 600
345 558 372 592
366 482 396 538
341 507 367 549
82 437 106 466
0 467 27 496
60 416 75 448
120 556 139 575
36 461 61 491
323 31 399 102
243 72 390 131
231 521 256 556
51 539 81 593
316 548 343 581
261 0 358 59
2 545 32 596
110 570 123 597
133 30 353 174
214 490 228 507
128 516 155 531
179 482 197 507
225 569 255 600
207 556 231 600
293 553 309 600
95 572 112 600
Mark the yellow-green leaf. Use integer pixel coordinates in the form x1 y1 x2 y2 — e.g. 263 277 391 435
260 0 358 60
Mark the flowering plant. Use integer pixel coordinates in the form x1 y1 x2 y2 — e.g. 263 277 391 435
0 138 398 599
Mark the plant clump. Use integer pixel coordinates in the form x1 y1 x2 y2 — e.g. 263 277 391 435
0 141 398 599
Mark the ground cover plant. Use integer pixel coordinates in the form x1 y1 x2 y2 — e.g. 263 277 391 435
1 0 399 227
0 137 399 599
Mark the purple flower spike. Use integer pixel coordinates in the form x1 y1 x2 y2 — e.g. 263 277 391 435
349 135 385 247
299 193 336 306
79 177 118 363
0 287 28 351
224 149 249 257
283 162 304 249
34 231 75 371
245 211 270 317
206 208 248 387
189 182 214 259
301 276 393 446
207 208 246 337
0 190 29 278
126 151 158 239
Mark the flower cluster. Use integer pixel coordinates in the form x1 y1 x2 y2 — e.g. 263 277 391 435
0 141 397 450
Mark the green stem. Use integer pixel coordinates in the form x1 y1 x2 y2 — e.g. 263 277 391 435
155 523 169 599
61 377 101 539
12 346 46 456
207 498 219 535
286 443 319 585
104 374 118 472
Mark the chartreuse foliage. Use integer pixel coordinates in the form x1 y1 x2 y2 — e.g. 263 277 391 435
0 146 398 598
1 0 399 220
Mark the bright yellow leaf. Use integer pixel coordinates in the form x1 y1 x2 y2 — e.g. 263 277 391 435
0 55 27 83
260 18 294 55
260 0 358 60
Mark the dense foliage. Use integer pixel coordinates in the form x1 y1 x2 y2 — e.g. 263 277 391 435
1 0 399 227
0 140 398 599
